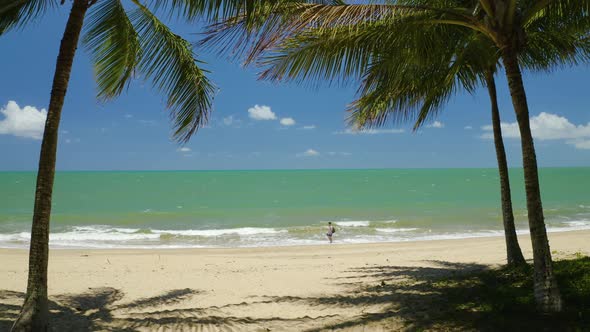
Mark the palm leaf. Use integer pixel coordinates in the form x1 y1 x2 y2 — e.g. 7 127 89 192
257 23 383 87
201 2 484 62
523 0 590 28
83 0 141 100
0 0 58 34
148 0 345 24
130 0 215 142
202 0 590 135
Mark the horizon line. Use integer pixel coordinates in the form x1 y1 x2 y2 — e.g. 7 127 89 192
1 166 589 172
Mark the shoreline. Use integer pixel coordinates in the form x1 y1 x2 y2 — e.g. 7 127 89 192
1 225 589 251
1 230 589 331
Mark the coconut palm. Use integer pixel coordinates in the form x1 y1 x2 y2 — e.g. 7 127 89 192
202 0 590 311
340 21 586 267
484 69 526 266
352 31 529 267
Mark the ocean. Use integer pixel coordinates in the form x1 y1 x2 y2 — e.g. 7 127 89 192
0 168 588 249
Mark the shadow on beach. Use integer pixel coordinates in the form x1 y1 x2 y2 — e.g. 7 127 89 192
0 287 328 332
1 258 588 331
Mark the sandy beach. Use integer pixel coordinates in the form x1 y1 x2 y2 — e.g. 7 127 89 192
1 230 589 331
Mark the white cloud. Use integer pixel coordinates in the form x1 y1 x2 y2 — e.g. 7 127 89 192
297 149 320 157
124 114 133 119
0 101 47 139
571 140 590 150
481 112 590 149
334 128 405 135
63 137 80 144
178 147 191 152
301 125 316 130
464 125 473 130
280 117 296 126
248 105 276 120
223 115 234 126
427 121 444 128
139 119 157 126
328 151 352 156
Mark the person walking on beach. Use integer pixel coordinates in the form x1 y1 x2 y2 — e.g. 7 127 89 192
326 222 336 243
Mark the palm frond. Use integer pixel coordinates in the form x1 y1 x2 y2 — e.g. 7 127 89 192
200 2 342 63
347 54 456 130
202 0 590 136
83 0 141 100
346 24 490 130
130 0 215 142
520 0 590 71
522 30 590 71
257 23 386 87
200 2 487 64
148 0 247 22
523 0 590 28
255 12 466 85
148 0 344 23
0 0 58 34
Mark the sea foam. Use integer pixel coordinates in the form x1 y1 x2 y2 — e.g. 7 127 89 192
375 228 418 233
333 221 370 227
152 227 286 237
0 218 589 249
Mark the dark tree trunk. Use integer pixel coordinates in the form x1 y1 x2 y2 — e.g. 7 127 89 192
501 47 562 312
11 0 89 330
484 71 526 266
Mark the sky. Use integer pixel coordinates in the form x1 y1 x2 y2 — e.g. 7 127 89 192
1 4 590 171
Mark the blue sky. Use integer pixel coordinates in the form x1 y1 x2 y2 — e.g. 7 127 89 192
1 5 589 171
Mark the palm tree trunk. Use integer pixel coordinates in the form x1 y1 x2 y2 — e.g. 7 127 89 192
11 0 89 330
484 70 526 267
500 46 562 312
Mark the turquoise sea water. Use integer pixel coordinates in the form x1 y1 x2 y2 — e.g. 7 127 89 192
0 168 588 248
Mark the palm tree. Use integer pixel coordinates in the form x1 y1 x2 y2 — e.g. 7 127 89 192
341 23 585 268
202 0 590 311
484 69 526 266
352 37 529 267
0 0 256 329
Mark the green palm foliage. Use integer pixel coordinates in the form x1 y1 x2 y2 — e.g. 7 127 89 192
2 0 219 141
92 1 213 141
202 0 590 312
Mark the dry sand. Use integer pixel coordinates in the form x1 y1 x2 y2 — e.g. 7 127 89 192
1 230 589 331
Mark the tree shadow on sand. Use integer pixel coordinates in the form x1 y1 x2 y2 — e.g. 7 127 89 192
0 287 328 331
259 259 590 331
1 258 588 331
